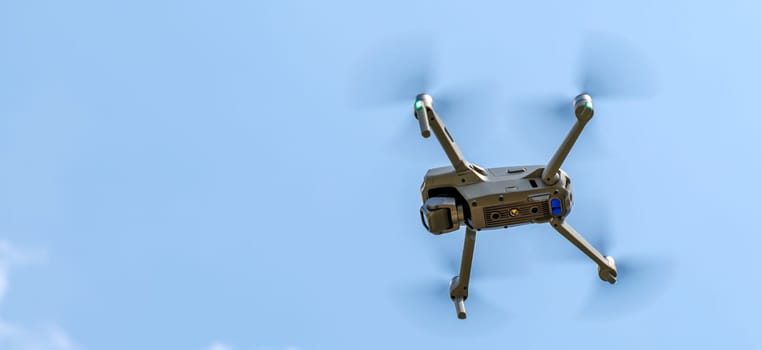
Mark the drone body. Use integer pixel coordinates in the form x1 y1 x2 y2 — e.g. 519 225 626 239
421 164 571 232
415 93 618 319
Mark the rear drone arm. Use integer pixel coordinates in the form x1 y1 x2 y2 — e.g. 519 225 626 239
542 94 594 185
414 94 472 174
550 218 617 284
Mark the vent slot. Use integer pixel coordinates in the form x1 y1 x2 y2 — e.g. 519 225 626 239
444 127 454 142
529 179 538 188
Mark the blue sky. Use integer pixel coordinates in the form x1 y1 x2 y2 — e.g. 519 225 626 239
1 1 761 349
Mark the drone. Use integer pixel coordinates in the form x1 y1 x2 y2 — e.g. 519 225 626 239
415 92 617 319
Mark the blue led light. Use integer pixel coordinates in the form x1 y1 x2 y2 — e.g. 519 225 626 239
550 198 562 216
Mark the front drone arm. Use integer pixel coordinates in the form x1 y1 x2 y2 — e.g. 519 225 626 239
414 94 471 174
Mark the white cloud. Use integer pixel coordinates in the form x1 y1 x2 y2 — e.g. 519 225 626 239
0 240 46 303
0 239 77 350
205 342 301 350
207 342 232 350
0 240 47 266
0 322 76 350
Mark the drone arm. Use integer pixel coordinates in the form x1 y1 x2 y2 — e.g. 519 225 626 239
542 119 588 185
456 227 476 293
415 94 471 173
430 109 471 173
549 218 617 283
449 226 476 319
542 94 594 185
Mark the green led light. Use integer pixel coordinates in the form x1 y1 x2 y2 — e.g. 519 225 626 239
584 101 593 109
414 100 423 110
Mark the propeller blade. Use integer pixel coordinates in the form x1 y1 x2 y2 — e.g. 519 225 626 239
513 95 569 122
389 231 529 331
425 235 461 275
349 35 435 107
352 36 502 164
578 255 676 318
576 32 659 99
527 198 675 317
388 81 501 164
508 93 603 161
508 33 656 162
433 81 500 126
425 231 529 281
390 277 511 334
472 232 532 279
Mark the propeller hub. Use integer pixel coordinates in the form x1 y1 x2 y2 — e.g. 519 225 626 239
415 93 433 107
573 93 594 122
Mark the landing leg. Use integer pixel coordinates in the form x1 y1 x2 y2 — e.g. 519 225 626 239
549 218 617 284
449 226 476 319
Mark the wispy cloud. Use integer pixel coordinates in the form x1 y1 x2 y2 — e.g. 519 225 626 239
205 342 301 350
0 322 76 350
0 240 46 303
207 342 232 350
0 239 77 350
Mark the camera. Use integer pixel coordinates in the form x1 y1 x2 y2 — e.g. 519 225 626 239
420 197 464 234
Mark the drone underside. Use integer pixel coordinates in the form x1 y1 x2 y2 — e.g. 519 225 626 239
415 93 617 319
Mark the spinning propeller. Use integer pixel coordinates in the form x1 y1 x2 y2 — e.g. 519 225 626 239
514 33 659 157
390 234 517 332
535 200 676 317
350 36 500 161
